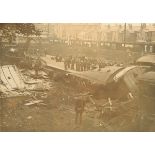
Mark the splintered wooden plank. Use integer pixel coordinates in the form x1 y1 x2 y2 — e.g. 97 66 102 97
9 65 25 89
2 66 17 89
0 67 12 90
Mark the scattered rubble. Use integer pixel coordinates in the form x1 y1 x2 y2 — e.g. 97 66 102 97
0 57 147 131
24 100 44 106
0 65 52 98
27 116 32 120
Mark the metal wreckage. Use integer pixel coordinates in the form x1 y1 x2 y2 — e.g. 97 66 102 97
0 52 155 131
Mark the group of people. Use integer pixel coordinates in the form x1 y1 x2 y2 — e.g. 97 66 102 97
63 55 125 71
64 56 93 71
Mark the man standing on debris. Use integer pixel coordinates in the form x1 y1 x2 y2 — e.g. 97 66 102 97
34 57 41 76
74 94 88 125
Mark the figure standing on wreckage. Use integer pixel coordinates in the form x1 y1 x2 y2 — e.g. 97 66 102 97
74 93 90 125
74 95 85 125
34 57 42 77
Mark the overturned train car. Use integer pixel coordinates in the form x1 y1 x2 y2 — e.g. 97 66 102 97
65 66 146 100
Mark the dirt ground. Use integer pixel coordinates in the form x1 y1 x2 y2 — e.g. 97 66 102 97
0 79 138 132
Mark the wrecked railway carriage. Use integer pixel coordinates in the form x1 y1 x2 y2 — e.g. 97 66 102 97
64 66 146 100
41 55 147 100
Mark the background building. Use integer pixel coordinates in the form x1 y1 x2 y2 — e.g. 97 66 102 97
34 23 155 51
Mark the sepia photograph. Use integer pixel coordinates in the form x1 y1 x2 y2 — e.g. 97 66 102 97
0 23 155 132
1 0 155 154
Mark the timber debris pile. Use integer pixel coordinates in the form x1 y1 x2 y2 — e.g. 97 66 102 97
0 52 154 131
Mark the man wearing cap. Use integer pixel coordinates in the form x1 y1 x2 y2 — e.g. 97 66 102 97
74 95 86 125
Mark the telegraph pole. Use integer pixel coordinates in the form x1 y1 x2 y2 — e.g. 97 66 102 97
124 23 126 47
47 23 50 37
